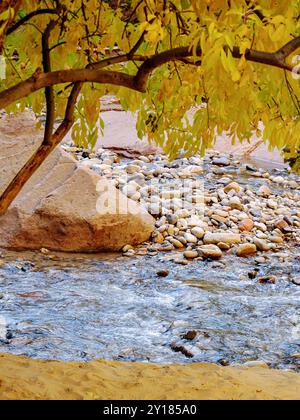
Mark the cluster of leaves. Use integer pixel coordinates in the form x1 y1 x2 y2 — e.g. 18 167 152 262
1 0 300 167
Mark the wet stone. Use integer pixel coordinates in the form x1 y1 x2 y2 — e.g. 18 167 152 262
292 277 300 286
157 270 170 277
257 276 277 284
198 245 223 259
182 330 198 341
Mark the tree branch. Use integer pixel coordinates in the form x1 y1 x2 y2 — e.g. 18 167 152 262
42 20 56 145
276 36 300 60
134 47 202 91
134 41 298 92
0 69 138 109
1 35 300 110
7 8 59 35
232 46 293 72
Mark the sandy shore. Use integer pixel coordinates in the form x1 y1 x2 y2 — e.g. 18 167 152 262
0 353 299 400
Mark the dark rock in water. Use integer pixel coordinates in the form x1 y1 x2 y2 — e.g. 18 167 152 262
292 277 300 286
157 270 170 277
82 151 90 159
218 359 230 367
248 271 258 279
257 276 277 284
6 330 13 340
170 342 194 358
246 164 258 172
182 330 197 341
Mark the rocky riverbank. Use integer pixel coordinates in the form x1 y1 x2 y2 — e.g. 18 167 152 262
69 145 300 272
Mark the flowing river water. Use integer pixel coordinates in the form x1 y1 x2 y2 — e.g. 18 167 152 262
0 244 299 370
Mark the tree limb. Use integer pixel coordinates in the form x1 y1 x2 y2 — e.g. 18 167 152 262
276 36 300 60
1 37 299 110
7 8 59 35
42 20 57 145
134 40 298 91
0 69 138 109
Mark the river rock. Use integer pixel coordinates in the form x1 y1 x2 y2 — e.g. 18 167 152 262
191 227 205 239
0 112 155 252
243 361 269 369
269 235 284 244
229 196 244 211
292 278 300 286
157 270 170 277
239 219 254 232
183 250 199 259
198 244 223 259
166 214 178 225
169 238 184 248
272 176 285 184
236 243 257 257
253 238 271 252
258 185 271 197
122 244 134 253
275 219 289 232
257 276 277 284
212 156 230 166
203 232 241 245
126 164 140 174
224 182 241 194
267 199 277 210
184 233 198 244
217 242 230 250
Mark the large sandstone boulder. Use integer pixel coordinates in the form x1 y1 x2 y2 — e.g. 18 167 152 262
0 112 155 252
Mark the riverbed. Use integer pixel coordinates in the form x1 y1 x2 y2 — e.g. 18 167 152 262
0 248 299 371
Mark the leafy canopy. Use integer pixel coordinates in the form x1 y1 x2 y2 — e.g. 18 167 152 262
1 0 300 168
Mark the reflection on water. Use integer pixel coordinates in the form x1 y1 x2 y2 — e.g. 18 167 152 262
0 250 299 371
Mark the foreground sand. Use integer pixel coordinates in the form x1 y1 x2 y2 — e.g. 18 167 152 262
0 353 299 400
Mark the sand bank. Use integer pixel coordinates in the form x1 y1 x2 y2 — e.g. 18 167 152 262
0 353 299 400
